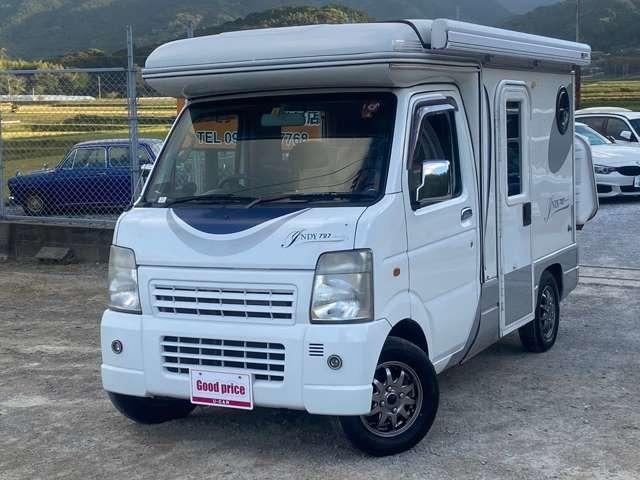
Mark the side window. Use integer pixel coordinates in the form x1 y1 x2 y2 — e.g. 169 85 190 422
109 147 129 167
409 108 462 209
606 118 635 141
580 116 606 135
73 148 106 169
506 101 522 197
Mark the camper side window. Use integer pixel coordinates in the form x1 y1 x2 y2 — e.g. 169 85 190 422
409 110 461 209
506 101 522 197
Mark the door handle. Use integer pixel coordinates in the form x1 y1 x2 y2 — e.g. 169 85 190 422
461 207 473 223
523 202 532 227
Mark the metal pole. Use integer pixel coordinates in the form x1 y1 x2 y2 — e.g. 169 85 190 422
98 75 102 99
574 0 582 110
0 105 5 219
575 0 581 43
127 25 140 203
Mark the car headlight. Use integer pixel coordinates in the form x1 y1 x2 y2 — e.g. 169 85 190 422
108 245 141 313
310 250 373 324
594 164 616 175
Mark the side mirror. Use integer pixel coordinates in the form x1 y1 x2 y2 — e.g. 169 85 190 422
620 130 634 142
416 160 452 204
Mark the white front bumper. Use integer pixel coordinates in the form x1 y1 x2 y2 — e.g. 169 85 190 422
101 309 390 416
596 172 640 197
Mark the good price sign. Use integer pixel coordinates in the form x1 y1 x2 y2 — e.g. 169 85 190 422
190 369 253 410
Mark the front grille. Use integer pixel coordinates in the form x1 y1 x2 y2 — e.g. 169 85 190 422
151 283 296 325
616 166 640 176
161 336 285 382
620 185 640 193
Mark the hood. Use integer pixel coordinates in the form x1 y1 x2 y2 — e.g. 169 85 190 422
590 144 640 167
10 168 54 180
115 205 365 270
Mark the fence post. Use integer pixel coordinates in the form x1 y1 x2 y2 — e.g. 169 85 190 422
127 25 140 203
0 104 5 219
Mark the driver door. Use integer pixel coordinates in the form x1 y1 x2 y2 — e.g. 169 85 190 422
404 92 480 366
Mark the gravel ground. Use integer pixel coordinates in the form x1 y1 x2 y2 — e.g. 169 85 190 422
578 197 640 268
1 199 639 480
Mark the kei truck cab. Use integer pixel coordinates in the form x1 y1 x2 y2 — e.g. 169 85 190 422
101 19 598 456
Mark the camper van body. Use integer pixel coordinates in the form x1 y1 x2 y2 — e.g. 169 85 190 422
101 20 596 455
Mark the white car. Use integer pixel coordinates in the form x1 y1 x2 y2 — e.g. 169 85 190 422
576 122 640 197
576 108 640 144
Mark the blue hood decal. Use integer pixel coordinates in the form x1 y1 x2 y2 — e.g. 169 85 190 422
172 205 306 235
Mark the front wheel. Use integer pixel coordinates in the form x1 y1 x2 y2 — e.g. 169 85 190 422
339 336 439 456
108 392 196 424
23 192 50 216
519 271 560 353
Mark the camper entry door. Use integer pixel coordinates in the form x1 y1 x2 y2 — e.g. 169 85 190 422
496 82 535 334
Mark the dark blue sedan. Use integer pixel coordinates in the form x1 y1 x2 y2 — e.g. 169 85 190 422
8 138 162 216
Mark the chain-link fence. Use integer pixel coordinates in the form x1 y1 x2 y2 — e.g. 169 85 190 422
0 66 176 225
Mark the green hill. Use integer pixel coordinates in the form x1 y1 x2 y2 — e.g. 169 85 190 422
0 0 510 60
507 0 640 52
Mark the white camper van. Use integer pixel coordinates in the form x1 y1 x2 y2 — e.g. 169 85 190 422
102 20 598 456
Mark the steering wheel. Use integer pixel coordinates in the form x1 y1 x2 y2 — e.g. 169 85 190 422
217 174 259 190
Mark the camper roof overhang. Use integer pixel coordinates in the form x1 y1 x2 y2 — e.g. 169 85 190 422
142 19 591 99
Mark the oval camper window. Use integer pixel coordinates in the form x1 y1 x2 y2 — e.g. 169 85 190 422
556 87 571 135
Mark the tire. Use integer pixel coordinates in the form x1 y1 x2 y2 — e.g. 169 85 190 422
339 336 439 456
519 271 560 353
107 392 196 425
23 192 49 216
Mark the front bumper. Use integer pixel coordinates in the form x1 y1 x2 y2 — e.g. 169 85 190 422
596 172 640 197
101 309 390 416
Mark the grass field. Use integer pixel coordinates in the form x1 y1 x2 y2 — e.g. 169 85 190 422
581 80 640 110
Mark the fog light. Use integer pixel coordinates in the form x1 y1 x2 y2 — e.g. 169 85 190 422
327 354 343 370
111 339 123 354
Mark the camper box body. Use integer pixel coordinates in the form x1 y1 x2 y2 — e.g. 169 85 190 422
101 20 594 452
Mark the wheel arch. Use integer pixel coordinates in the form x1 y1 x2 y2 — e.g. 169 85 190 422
543 263 563 298
388 319 430 358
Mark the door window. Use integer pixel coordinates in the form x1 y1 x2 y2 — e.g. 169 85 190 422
580 116 606 135
605 117 635 141
73 148 106 169
408 109 461 209
506 101 523 197
109 146 154 167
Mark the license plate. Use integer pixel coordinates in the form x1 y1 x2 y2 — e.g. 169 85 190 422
635 176 640 188
190 369 253 410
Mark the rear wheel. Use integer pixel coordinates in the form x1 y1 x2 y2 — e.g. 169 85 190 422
339 336 439 456
519 271 560 353
108 392 196 424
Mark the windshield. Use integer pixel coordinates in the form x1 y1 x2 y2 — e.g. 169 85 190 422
143 93 397 207
630 119 640 135
575 124 609 145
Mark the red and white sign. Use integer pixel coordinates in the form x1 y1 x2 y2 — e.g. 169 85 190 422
190 370 253 410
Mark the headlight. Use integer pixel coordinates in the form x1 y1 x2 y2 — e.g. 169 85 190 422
594 164 616 174
108 245 141 313
310 250 373 324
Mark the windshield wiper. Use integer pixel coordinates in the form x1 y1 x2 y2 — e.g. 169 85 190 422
246 192 375 208
163 194 256 208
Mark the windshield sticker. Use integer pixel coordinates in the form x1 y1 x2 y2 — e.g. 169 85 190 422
281 230 346 248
